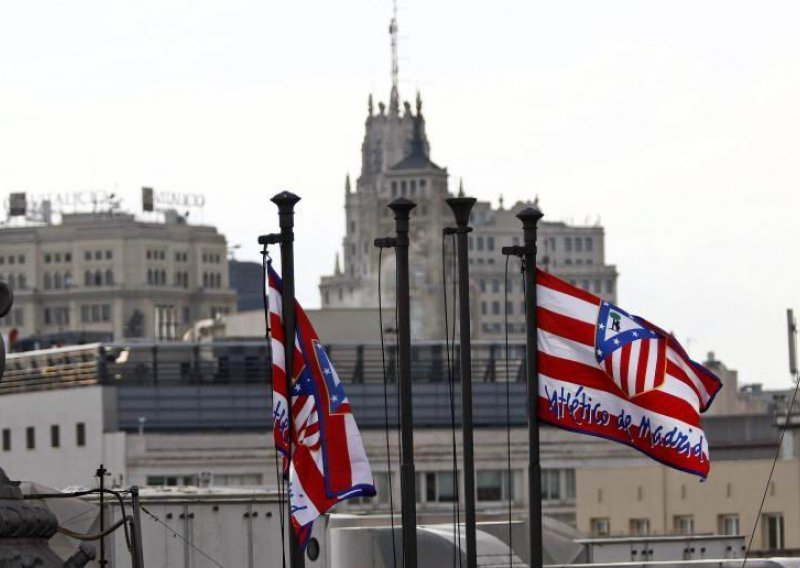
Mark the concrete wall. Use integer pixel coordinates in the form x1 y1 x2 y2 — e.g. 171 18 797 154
0 385 126 488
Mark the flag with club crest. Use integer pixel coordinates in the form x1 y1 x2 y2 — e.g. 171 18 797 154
536 269 722 478
268 265 375 546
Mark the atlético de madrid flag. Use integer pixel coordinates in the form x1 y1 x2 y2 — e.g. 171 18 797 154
537 270 722 478
268 265 375 546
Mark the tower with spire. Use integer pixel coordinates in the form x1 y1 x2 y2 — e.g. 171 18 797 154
319 5 619 340
318 6 450 338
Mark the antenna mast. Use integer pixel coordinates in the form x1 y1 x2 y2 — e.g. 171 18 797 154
389 0 400 114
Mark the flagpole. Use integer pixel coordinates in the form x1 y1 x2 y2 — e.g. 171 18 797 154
271 190 306 568
518 206 544 568
446 196 478 568
389 197 418 568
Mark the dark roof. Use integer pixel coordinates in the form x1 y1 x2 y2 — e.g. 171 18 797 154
390 152 444 171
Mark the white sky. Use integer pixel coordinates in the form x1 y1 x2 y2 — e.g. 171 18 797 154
1 1 799 389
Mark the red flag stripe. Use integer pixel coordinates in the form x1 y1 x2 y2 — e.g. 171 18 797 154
538 307 596 347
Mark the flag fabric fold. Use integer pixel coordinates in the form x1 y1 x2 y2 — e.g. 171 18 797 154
268 265 375 546
536 269 722 478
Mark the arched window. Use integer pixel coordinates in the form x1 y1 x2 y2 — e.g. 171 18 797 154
44 273 52 290
84 270 92 286
94 270 102 286
54 272 62 289
105 269 114 285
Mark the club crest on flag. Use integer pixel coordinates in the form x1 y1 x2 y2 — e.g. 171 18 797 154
595 301 667 398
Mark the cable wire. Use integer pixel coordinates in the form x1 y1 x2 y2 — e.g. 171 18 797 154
140 505 225 568
442 232 463 568
503 253 515 567
742 369 800 566
378 246 399 568
261 249 287 568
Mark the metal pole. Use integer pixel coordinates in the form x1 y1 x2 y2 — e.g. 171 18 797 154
446 196 478 568
96 464 108 567
271 191 306 568
389 197 418 568
131 485 145 568
518 206 544 568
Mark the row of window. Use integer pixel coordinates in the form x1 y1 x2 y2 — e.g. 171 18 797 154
389 178 428 199
44 306 70 326
590 513 783 549
202 252 223 264
0 274 27 290
0 255 25 265
81 304 111 323
145 473 263 488
146 249 167 261
203 272 223 288
0 308 23 327
1 423 86 451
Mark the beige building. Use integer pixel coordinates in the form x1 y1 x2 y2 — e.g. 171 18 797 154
577 458 796 551
0 210 236 343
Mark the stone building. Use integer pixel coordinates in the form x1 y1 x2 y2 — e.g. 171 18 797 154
0 209 236 344
318 92 618 340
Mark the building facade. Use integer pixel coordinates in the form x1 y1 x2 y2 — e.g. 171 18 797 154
318 92 617 340
0 210 236 344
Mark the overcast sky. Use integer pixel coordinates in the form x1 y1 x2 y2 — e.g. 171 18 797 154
1 1 799 389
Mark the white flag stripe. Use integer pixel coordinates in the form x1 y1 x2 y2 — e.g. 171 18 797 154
611 348 623 390
537 284 599 324
539 373 708 454
345 414 376 486
540 328 701 412
539 329 597 367
666 349 710 404
644 339 658 392
627 340 641 397
271 339 286 371
269 288 282 319
657 376 701 412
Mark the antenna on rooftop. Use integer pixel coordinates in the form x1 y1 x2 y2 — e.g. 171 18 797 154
389 0 400 114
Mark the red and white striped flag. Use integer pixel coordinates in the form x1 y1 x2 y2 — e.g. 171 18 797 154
536 269 722 478
268 265 375 546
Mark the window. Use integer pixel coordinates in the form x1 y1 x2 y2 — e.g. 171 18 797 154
629 518 650 536
506 301 513 315
585 237 593 252
718 514 739 536
542 469 575 501
44 253 51 264
477 237 484 251
763 514 784 550
44 273 52 290
94 270 102 286
50 425 60 448
146 475 199 487
590 518 610 537
94 250 102 261
487 236 495 251
26 427 35 450
54 272 62 289
85 251 92 261
477 470 514 502
101 304 111 322
65 252 72 262
422 472 456 503
2 429 10 451
44 308 52 325
575 238 582 252
673 515 694 535
480 280 486 293
105 270 114 285
76 423 86 447
105 250 112 260
492 279 500 293
564 238 572 252
81 305 90 323
84 270 92 286
492 301 500 315
481 302 487 315
606 280 614 294
212 473 263 487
